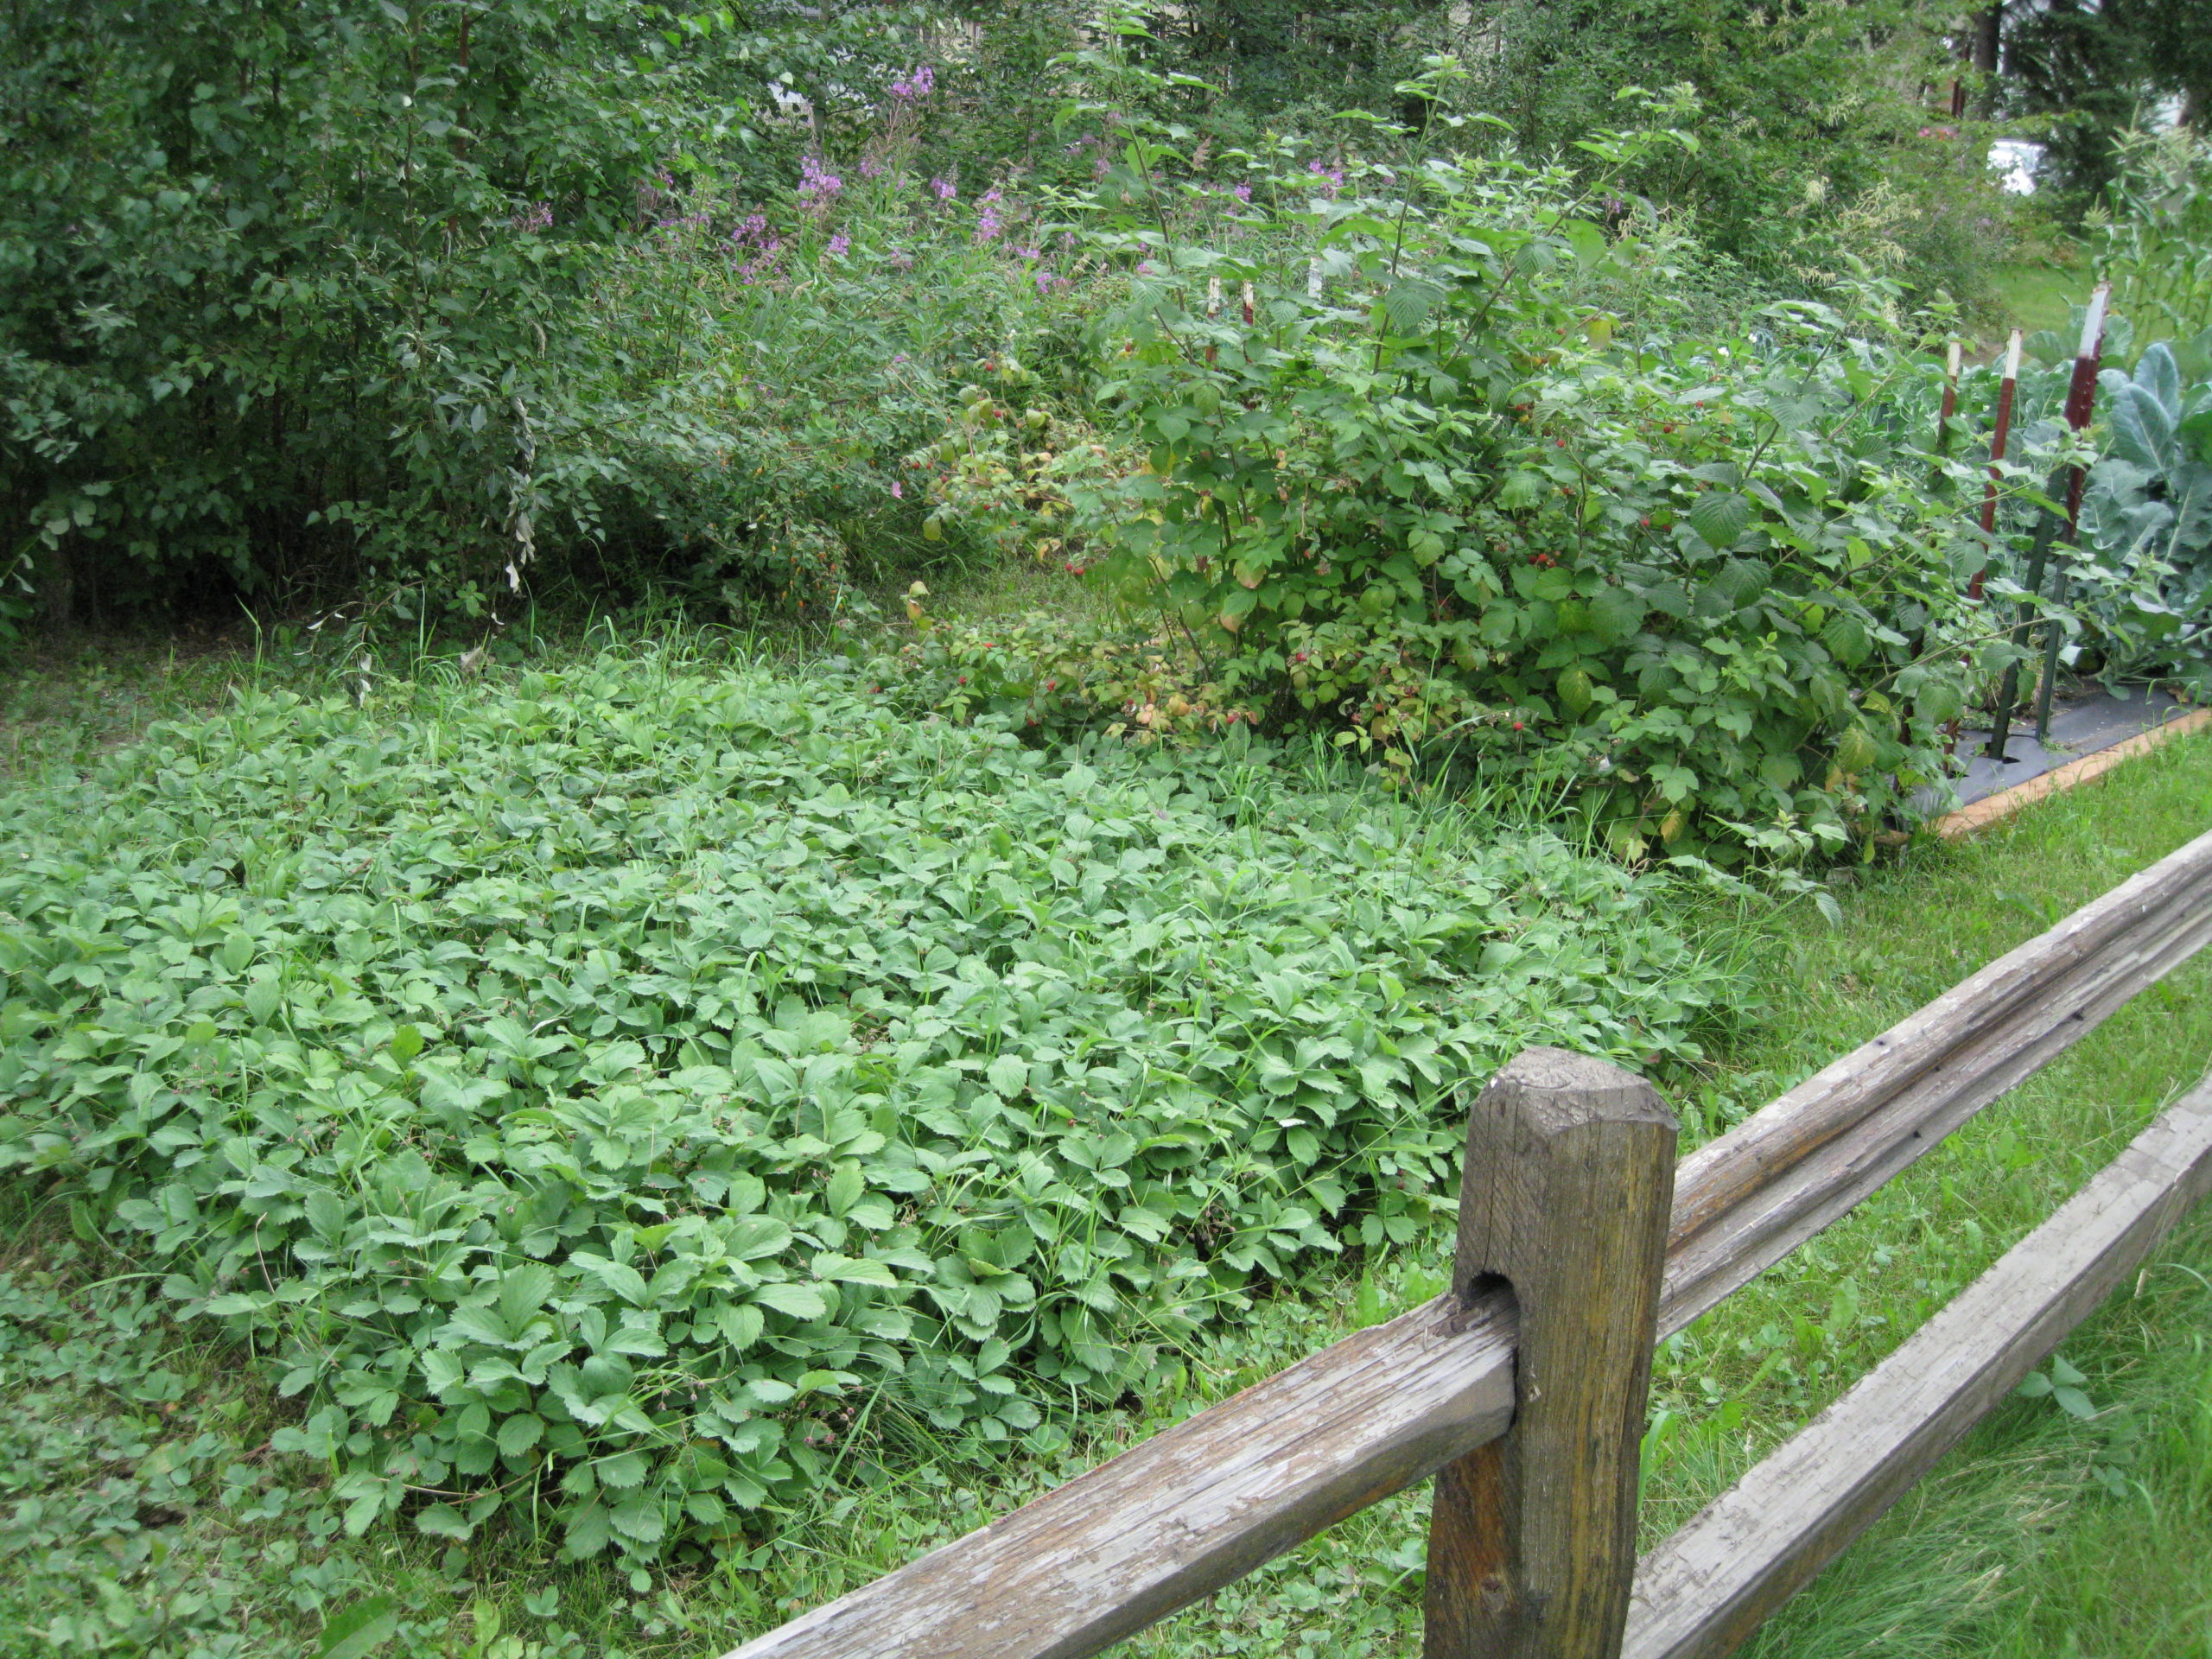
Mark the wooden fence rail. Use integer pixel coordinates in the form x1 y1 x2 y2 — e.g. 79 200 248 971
1627 1074 2212 1658
726 826 2212 1659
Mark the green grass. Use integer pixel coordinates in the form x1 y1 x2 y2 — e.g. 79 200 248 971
1987 260 2089 345
1985 251 2183 365
0 628 255 778
0 641 2208 1658
1709 730 2212 1657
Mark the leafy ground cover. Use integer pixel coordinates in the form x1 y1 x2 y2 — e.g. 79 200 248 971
0 640 1728 1587
0 677 2202 1659
1 639 2207 1657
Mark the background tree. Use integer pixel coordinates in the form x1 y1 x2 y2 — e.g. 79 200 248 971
2000 0 2211 202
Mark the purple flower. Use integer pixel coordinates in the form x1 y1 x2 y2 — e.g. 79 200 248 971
890 64 935 100
798 154 842 205
859 155 885 180
512 200 553 232
828 231 850 256
931 176 957 200
975 207 1002 245
1233 182 1252 204
1017 244 1043 261
1307 159 1346 197
888 249 915 270
728 211 783 268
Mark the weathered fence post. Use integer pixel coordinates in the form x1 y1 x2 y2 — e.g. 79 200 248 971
1424 1048 1680 1659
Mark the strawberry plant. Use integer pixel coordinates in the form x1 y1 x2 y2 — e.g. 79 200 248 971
0 648 1732 1565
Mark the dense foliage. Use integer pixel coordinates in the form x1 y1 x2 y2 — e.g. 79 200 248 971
0 0 2056 643
2068 339 2212 675
875 73 2052 862
2091 129 2212 347
0 652 1729 1562
0 0 995 632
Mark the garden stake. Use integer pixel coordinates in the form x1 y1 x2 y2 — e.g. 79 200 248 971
1986 286 2108 762
2033 283 2110 744
2035 563 2069 743
1936 338 1961 454
2058 283 2111 526
1966 330 2022 602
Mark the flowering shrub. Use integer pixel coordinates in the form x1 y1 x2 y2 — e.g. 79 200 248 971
904 68 2053 860
0 3 1075 633
0 3 881 623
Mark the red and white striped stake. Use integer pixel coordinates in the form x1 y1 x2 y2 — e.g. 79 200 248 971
2060 283 2112 533
1937 340 1962 450
2028 281 2113 741
1985 282 2113 759
1967 329 2023 600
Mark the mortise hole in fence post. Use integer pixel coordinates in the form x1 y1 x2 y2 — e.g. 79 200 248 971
1425 1047 1680 1659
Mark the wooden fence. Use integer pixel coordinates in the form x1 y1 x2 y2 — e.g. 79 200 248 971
726 826 2212 1659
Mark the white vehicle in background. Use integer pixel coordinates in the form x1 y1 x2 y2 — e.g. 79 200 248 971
1988 137 2046 194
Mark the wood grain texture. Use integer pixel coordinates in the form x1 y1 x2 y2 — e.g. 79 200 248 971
1625 1073 2212 1659
1426 1049 1678 1659
721 1288 1517 1659
1659 826 2212 1338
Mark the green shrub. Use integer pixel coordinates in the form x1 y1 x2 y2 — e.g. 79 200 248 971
902 78 2021 861
2091 128 2212 348
0 1 966 628
0 648 1732 1564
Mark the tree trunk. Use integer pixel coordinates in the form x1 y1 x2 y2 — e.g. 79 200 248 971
31 537 75 633
1971 3 2001 75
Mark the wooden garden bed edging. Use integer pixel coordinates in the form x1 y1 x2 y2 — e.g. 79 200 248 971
1930 706 2212 840
721 827 2212 1659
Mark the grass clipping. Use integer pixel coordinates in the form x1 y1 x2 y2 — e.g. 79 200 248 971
0 652 1728 1564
